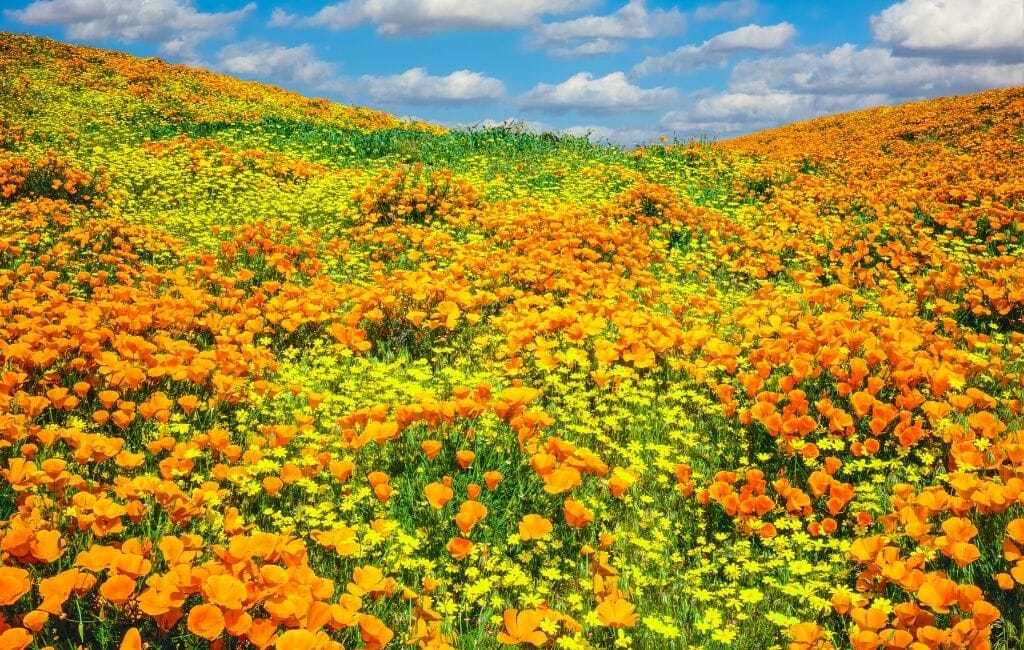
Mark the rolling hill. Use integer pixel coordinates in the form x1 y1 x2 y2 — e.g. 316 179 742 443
1 31 1023 650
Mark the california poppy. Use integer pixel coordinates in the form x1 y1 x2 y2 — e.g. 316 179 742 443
563 499 593 528
0 566 31 606
596 597 639 628
518 514 553 541
359 614 394 648
424 482 454 510
188 603 226 640
496 608 547 646
446 536 473 560
203 574 248 610
99 574 137 605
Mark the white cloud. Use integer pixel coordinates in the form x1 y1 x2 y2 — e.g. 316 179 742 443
659 41 1023 140
519 71 677 114
532 0 684 45
268 8 296 27
274 0 595 36
359 67 506 105
660 91 887 137
6 0 254 60
693 0 759 22
729 44 1023 96
708 22 795 51
633 22 795 75
871 0 1024 62
218 42 339 89
548 38 626 58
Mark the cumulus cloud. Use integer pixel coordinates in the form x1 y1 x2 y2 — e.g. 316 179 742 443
660 41 1023 140
548 38 626 58
6 0 254 60
660 91 887 137
633 22 795 75
268 8 296 27
693 0 759 22
218 42 339 89
730 44 1022 96
667 7 1022 138
708 22 796 51
359 68 506 105
871 0 1024 62
519 71 677 114
272 0 594 36
531 0 684 47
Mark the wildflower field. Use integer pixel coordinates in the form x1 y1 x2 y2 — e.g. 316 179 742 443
1 32 1023 649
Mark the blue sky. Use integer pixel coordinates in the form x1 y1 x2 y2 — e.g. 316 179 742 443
2 1 1022 144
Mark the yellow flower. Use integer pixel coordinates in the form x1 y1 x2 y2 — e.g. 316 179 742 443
711 628 737 644
739 588 764 604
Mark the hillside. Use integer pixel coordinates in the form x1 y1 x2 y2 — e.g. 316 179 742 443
1 31 1023 650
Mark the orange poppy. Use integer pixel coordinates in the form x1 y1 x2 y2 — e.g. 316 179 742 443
1007 519 1024 544
374 483 394 503
563 499 593 528
518 514 553 541
119 627 143 650
446 536 474 560
99 574 137 605
347 565 394 599
0 566 31 605
971 600 1001 629
607 467 637 498
916 574 958 613
421 439 443 460
788 622 827 649
543 467 582 494
203 574 248 610
188 603 226 640
496 608 547 646
850 607 887 632
596 597 639 628
247 619 279 649
275 629 317 649
177 394 200 414
280 463 303 484
22 609 48 632
98 389 120 409
262 476 284 495
530 453 557 476
455 449 475 469
0 628 33 650
483 470 503 490
359 614 394 649
137 587 172 617
424 482 454 509
328 459 354 483
225 609 253 636
455 500 489 534
38 568 81 614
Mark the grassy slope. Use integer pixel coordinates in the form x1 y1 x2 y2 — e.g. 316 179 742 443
2 31 1024 650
